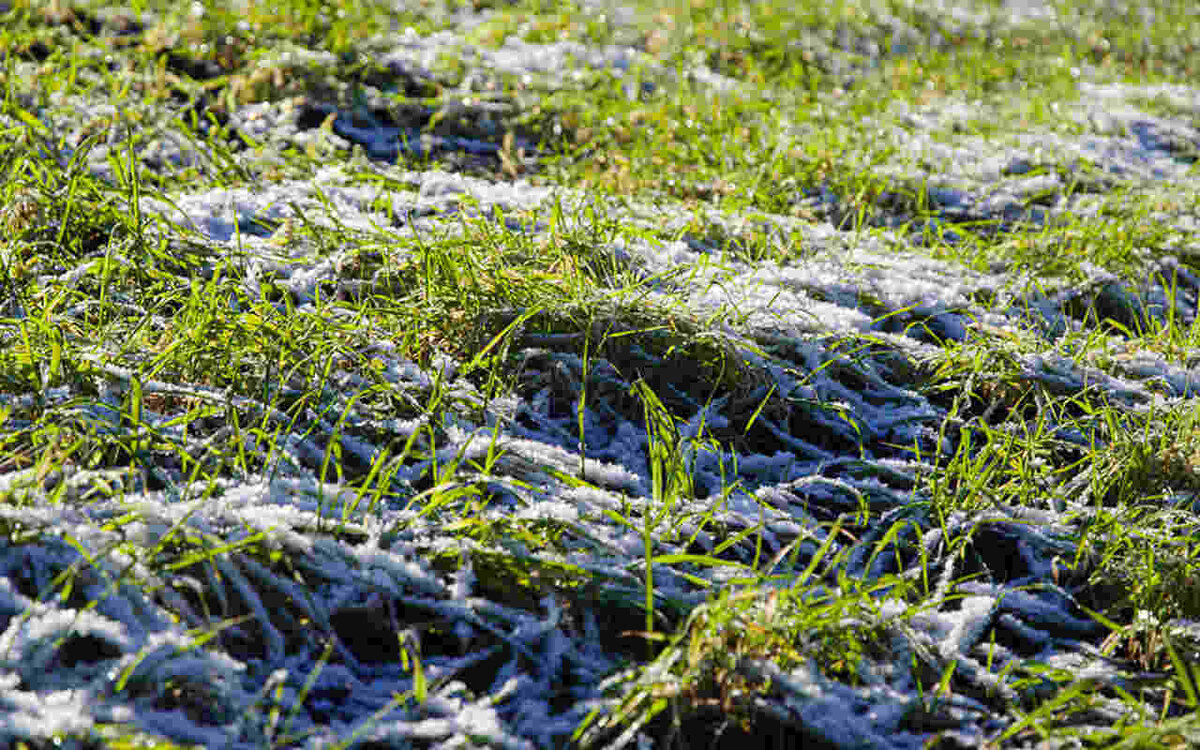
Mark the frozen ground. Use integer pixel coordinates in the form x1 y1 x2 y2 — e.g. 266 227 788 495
3 1 1200 748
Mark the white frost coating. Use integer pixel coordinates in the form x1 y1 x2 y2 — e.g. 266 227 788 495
0 686 95 740
0 607 131 685
941 595 998 659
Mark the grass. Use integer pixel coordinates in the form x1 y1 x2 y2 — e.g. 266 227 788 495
3 0 1200 746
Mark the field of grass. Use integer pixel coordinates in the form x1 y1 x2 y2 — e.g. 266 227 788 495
3 0 1200 747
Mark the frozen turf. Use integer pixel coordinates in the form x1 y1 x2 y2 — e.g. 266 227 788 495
3 1 1200 748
